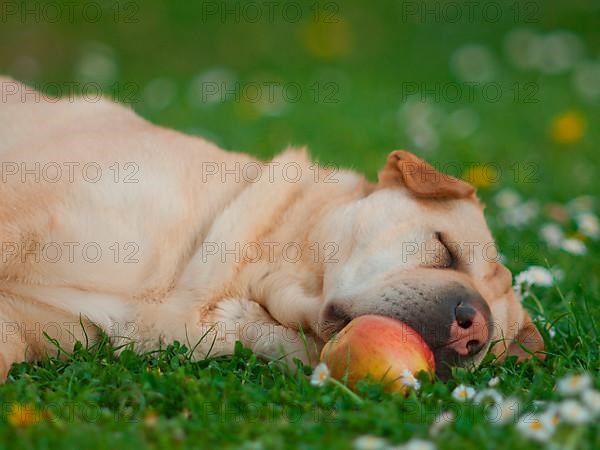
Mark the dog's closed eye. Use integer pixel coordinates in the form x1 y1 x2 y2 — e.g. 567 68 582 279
432 232 457 269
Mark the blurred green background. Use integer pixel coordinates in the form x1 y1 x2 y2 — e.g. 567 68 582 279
1 0 598 200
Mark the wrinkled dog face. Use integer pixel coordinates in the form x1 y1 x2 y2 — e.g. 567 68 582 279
317 151 543 378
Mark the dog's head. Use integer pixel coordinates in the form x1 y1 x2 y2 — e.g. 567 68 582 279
313 151 544 378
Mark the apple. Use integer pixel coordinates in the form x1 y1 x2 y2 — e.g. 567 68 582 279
320 315 435 393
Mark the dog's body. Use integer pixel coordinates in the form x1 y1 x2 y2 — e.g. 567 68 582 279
0 78 543 379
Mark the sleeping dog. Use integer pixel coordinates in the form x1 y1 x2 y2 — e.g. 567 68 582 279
0 78 544 380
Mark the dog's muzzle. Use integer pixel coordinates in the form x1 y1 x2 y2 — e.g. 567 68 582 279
318 281 493 380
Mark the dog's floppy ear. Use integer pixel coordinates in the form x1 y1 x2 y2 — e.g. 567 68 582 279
506 313 546 361
377 150 475 199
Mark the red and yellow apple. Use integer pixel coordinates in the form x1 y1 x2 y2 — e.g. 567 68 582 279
320 315 435 393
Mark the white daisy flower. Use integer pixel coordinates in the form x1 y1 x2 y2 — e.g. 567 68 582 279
537 31 584 75
488 376 500 387
142 78 177 112
576 212 599 239
487 397 521 425
310 362 330 387
581 389 600 416
452 384 476 401
494 188 521 209
504 28 544 70
573 60 600 101
500 200 539 227
74 42 118 86
557 373 592 395
400 99 442 152
561 238 587 255
188 67 237 107
445 108 479 139
558 399 591 424
540 404 561 428
429 411 455 436
474 388 503 405
450 44 496 83
540 223 564 248
402 438 436 450
400 369 421 391
517 412 555 442
567 195 595 214
515 266 554 288
407 121 440 151
353 435 387 450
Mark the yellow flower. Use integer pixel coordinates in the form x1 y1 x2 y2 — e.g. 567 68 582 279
463 164 498 188
146 366 163 376
7 403 45 428
551 111 585 144
143 410 159 428
301 19 352 59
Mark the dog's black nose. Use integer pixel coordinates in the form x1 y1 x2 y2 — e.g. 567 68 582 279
426 292 492 379
450 300 489 356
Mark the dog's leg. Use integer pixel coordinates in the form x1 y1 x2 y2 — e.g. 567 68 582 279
0 316 27 381
0 288 101 381
196 298 322 368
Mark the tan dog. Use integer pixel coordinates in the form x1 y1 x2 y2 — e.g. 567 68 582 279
0 78 543 381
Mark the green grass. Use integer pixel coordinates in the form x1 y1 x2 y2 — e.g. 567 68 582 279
1 0 599 448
